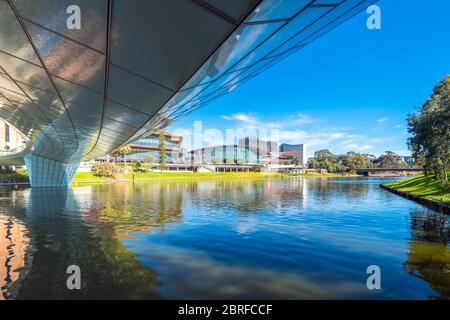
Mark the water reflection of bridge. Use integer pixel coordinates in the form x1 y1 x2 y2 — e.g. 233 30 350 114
0 179 448 299
0 187 162 299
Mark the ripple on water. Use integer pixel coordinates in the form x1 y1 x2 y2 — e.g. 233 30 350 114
0 177 448 299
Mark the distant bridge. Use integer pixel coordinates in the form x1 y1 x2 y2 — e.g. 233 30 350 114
356 168 423 176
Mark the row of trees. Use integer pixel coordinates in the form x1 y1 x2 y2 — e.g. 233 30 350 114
308 149 411 173
407 76 450 183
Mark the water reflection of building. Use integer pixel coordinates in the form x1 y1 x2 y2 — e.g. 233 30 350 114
0 187 164 299
0 215 30 300
183 178 308 213
73 182 184 240
262 178 308 209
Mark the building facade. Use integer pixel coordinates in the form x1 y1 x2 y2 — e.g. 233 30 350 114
126 131 183 164
397 155 415 166
189 145 259 166
0 120 24 152
269 151 298 165
279 144 307 165
239 137 278 160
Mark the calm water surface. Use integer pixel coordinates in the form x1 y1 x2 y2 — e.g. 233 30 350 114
0 177 449 299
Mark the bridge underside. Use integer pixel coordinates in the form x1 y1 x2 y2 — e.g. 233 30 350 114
0 0 377 187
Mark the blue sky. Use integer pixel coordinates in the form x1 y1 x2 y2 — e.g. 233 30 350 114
168 0 450 157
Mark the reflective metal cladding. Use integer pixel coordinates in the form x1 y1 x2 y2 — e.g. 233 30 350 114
0 0 376 186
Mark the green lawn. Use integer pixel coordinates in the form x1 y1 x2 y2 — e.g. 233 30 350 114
386 174 450 204
0 170 353 185
72 171 344 183
72 171 292 183
72 172 114 182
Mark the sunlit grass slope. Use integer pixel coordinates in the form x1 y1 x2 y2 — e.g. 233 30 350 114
386 175 450 203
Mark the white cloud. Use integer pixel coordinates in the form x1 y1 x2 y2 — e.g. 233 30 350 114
392 149 411 156
290 113 317 126
222 112 318 129
377 117 389 123
173 112 400 156
339 139 375 152
359 145 375 151
219 112 375 155
221 113 258 124
395 124 402 128
277 130 358 151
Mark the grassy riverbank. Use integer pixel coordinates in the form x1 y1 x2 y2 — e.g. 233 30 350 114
71 171 345 183
385 175 450 204
73 171 288 183
0 170 351 185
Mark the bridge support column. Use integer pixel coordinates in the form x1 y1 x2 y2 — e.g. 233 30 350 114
24 154 80 187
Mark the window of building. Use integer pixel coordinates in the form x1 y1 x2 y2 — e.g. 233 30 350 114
5 124 10 143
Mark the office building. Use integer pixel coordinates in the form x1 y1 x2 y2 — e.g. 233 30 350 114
279 144 307 165
239 137 278 159
126 131 183 164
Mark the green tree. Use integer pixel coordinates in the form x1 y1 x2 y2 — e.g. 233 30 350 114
344 152 369 172
134 162 141 172
111 145 131 162
111 145 131 173
308 158 320 169
92 162 120 178
159 133 167 172
364 154 377 167
377 151 401 168
310 149 339 172
110 145 131 171
407 76 450 182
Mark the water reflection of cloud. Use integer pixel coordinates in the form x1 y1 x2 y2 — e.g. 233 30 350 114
128 243 371 300
236 217 259 235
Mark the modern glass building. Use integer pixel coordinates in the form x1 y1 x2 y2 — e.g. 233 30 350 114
126 131 183 163
189 145 260 165
279 143 307 164
0 0 377 186
239 137 278 159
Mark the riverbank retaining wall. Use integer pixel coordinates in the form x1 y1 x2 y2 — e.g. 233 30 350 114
380 185 450 215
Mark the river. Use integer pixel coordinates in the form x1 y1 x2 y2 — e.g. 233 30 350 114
0 177 448 299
